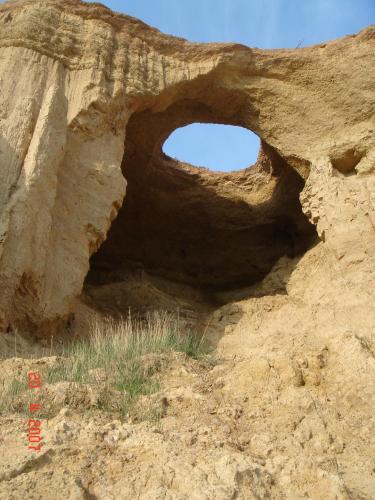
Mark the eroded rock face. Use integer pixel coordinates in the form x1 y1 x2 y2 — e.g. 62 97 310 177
0 0 374 331
88 134 316 290
1 0 375 497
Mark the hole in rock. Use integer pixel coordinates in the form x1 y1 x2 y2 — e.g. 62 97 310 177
84 107 318 321
163 124 260 172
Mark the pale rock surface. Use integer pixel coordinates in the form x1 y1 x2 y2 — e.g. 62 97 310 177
0 0 374 498
0 0 374 331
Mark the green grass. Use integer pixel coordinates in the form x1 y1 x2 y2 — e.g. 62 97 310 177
116 360 159 397
0 378 24 413
43 312 212 420
46 313 209 378
0 312 212 421
0 377 52 417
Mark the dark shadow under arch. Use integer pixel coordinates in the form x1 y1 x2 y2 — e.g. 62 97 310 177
85 103 318 299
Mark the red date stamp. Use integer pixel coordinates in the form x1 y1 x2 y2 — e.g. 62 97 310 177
27 372 43 452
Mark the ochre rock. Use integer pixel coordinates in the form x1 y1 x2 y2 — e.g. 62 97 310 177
0 1 375 496
0 0 374 331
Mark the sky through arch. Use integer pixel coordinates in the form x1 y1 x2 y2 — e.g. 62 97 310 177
84 0 374 172
163 124 260 172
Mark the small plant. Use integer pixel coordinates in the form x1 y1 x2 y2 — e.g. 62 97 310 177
42 311 212 421
0 378 24 413
0 312 212 419
0 377 51 416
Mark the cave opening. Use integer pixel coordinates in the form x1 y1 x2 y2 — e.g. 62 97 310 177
84 103 318 318
163 123 261 172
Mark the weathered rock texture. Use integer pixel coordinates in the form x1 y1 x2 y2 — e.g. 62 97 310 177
0 0 375 498
0 0 374 331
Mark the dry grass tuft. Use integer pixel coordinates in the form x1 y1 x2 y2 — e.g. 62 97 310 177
0 311 212 421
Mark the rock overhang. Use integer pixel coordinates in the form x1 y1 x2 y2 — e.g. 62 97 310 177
0 0 373 332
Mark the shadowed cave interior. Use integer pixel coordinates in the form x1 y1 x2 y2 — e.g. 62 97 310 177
84 103 318 319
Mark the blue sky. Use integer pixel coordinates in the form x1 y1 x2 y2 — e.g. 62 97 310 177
94 1 374 170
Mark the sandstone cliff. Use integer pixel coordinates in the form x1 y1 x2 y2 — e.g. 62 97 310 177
0 0 374 331
0 0 374 498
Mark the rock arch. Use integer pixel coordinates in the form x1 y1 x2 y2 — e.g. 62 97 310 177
0 0 374 333
87 102 316 295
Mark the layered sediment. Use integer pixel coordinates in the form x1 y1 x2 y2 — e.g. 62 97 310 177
0 1 375 497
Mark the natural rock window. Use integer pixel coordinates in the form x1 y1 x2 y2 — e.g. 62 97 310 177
85 106 318 314
163 124 261 172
